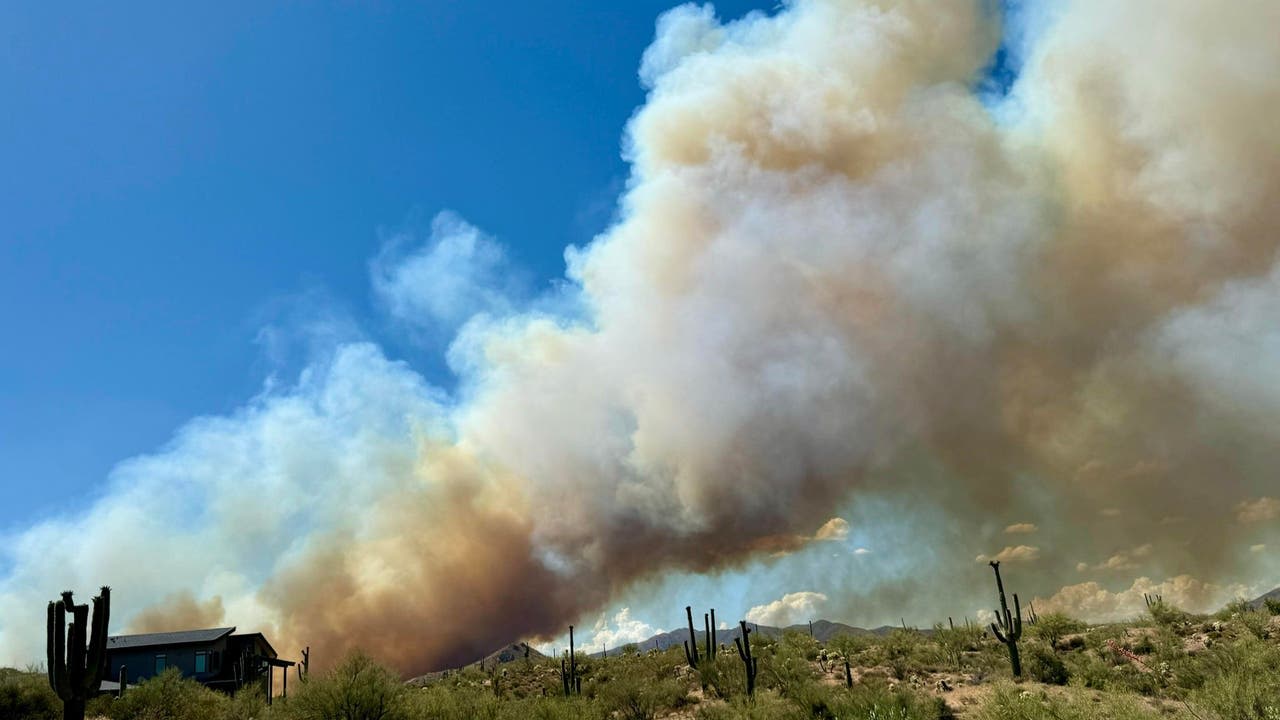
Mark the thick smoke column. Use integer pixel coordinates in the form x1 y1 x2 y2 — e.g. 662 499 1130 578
2 0 1279 673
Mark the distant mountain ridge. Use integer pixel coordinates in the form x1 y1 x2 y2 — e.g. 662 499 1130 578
587 618 905 658
420 586 1280 679
1249 586 1280 608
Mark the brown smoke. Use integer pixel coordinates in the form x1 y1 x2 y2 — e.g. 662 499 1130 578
3 0 1278 674
130 592 226 634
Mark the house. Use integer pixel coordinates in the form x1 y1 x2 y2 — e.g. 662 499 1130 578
104 627 295 696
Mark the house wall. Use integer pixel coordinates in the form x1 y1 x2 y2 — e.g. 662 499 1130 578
106 637 229 685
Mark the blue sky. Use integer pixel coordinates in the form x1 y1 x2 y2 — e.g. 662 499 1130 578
0 0 784 530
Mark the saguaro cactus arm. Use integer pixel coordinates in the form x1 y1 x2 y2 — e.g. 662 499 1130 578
684 606 700 668
84 587 110 692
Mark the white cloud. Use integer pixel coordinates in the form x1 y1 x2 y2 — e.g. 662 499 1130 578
814 517 849 541
1004 523 1038 534
1038 575 1255 623
1250 544 1267 553
1237 497 1280 524
370 211 517 335
1093 543 1154 571
975 545 1040 563
745 591 828 627
589 608 656 650
853 547 872 556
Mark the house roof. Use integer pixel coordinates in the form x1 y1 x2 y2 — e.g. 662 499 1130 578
229 632 277 659
106 627 236 651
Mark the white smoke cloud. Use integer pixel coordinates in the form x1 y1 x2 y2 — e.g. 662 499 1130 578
370 211 517 335
1237 497 1280 525
745 591 828 628
814 517 850 541
975 546 1040 564
589 608 656 650
1038 575 1256 623
1099 544 1154 571
0 344 447 663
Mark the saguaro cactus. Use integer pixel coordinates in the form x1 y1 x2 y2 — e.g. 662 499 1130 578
683 606 700 668
733 620 758 696
704 610 718 661
47 587 111 720
987 561 1023 677
568 625 579 695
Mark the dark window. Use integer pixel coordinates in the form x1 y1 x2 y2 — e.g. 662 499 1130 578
195 652 207 673
154 655 166 674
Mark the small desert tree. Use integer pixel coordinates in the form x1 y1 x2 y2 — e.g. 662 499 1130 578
1029 612 1083 650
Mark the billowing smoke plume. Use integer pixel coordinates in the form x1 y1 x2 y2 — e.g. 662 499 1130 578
3 0 1279 673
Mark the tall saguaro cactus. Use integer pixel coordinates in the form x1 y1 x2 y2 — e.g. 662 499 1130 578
733 620 758 696
987 562 1023 677
704 609 717 660
47 587 111 720
683 606 700 669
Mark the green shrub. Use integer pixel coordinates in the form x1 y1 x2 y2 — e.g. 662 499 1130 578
222 683 271 720
595 672 686 720
1264 598 1280 616
694 692 807 720
282 651 407 720
1130 634 1155 655
971 683 1167 720
1146 599 1190 628
0 668 60 720
878 630 926 680
1029 612 1084 650
1186 638 1280 720
819 681 948 720
1025 644 1069 686
88 667 230 720
1233 609 1272 639
1215 599 1254 621
933 623 982 670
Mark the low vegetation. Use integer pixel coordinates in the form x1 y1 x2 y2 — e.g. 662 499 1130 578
5 595 1279 719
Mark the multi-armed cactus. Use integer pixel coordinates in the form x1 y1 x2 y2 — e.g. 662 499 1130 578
1144 593 1163 609
47 587 111 720
987 561 1023 677
296 646 310 681
1027 601 1040 626
683 606 700 668
733 620 758 696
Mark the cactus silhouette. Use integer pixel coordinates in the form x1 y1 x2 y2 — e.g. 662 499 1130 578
47 587 110 720
733 620 758 696
988 562 1023 677
683 606 700 668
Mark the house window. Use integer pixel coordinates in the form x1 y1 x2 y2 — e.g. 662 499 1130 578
154 655 166 674
195 652 208 673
